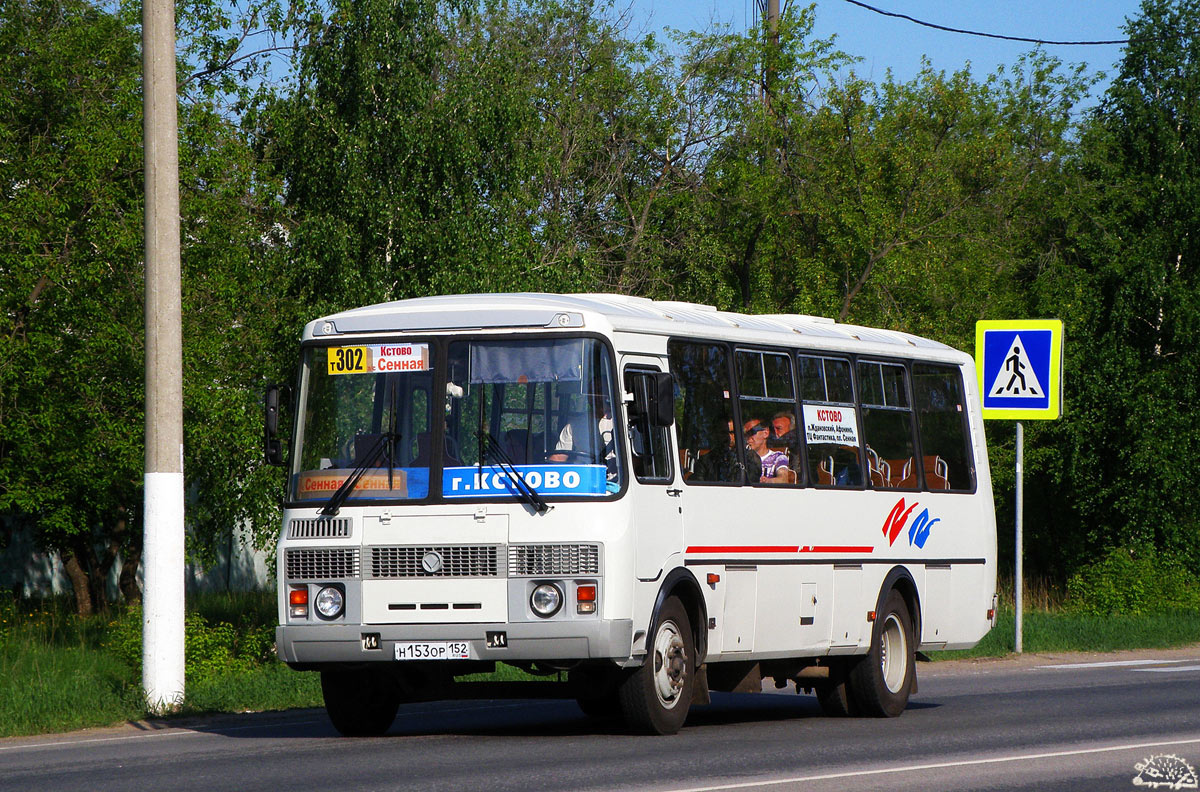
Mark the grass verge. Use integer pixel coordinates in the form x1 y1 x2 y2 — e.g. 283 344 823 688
933 607 1200 660
3 594 1199 738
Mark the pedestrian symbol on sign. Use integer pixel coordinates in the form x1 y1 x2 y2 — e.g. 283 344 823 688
990 335 1044 398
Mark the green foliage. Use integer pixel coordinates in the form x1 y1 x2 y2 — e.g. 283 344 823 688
7 0 1200 600
1066 547 1200 616
0 0 294 612
0 592 319 735
104 606 276 681
1034 0 1200 573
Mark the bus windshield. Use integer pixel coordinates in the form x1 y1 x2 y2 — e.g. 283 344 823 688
289 337 623 504
443 338 623 499
291 342 437 504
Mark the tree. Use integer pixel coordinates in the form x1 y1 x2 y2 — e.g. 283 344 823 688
1046 0 1200 570
0 0 290 613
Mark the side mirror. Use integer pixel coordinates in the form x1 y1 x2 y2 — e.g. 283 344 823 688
264 385 284 466
651 372 675 428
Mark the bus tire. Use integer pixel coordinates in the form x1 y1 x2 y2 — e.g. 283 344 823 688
618 595 694 734
849 589 915 717
815 660 860 717
320 668 401 737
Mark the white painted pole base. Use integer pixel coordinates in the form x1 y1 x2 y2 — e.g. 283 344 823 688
144 471 186 713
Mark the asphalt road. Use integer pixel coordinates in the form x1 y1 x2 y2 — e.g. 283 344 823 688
4 648 1199 792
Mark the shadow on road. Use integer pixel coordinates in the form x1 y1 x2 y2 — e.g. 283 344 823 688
177 691 937 741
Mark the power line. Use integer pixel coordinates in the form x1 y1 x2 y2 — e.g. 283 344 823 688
840 0 1129 45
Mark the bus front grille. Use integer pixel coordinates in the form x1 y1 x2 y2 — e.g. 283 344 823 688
369 546 500 578
287 517 352 539
508 544 600 576
285 548 360 580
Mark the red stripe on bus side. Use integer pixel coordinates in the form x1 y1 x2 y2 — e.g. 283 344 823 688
798 545 875 553
685 546 799 554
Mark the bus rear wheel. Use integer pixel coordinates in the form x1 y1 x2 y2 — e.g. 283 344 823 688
321 668 401 737
849 589 915 717
618 596 694 735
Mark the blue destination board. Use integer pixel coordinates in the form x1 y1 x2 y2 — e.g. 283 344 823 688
443 465 608 498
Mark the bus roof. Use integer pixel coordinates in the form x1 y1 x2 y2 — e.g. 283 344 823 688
304 293 960 355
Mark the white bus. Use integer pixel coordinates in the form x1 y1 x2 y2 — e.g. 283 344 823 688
266 293 997 735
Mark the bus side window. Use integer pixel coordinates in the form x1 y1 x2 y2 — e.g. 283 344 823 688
798 355 862 488
624 370 673 483
858 361 917 489
913 363 976 491
735 349 800 486
668 341 739 484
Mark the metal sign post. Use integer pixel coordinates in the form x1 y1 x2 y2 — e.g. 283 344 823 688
1015 421 1023 653
976 320 1063 655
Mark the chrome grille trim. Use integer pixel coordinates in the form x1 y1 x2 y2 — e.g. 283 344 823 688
368 545 501 578
287 517 352 540
508 544 600 576
285 548 360 580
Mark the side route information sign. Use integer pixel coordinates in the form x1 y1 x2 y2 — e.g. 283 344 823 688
975 319 1064 420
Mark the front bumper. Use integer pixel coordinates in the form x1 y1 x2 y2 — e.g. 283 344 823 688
276 619 634 666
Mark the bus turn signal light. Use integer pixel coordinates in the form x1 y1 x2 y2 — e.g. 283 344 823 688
290 586 309 618
576 584 596 614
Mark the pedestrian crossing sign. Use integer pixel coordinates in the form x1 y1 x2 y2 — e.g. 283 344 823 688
975 319 1064 420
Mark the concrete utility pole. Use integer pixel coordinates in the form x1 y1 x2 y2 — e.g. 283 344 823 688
764 0 779 107
142 0 185 711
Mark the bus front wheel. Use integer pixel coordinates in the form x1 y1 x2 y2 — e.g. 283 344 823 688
618 596 694 734
849 589 915 717
320 668 401 737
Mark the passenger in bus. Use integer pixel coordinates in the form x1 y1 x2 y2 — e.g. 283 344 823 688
548 391 617 480
692 420 749 483
769 412 798 448
744 420 791 483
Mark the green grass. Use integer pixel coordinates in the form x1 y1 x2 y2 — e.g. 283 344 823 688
2 592 1200 738
932 607 1200 660
0 641 145 737
183 663 323 714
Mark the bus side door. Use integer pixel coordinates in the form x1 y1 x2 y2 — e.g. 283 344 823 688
622 358 684 580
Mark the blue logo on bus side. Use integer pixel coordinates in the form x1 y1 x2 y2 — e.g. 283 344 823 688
442 465 607 498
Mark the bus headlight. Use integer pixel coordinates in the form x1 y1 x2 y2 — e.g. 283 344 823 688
530 584 563 618
314 586 345 620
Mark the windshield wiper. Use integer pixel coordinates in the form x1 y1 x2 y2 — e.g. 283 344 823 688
323 379 404 516
320 430 398 516
482 432 549 515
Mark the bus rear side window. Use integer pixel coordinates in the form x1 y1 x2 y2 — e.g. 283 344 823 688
858 361 917 490
913 363 975 492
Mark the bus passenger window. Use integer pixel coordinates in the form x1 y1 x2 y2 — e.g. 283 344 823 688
668 341 739 484
798 355 862 488
736 349 800 485
858 361 917 489
913 363 975 491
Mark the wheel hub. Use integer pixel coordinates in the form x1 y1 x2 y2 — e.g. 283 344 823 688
652 621 687 707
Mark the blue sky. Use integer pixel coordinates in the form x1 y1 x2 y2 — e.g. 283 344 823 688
621 0 1140 103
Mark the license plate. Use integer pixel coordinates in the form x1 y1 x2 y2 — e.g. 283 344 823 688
394 641 471 661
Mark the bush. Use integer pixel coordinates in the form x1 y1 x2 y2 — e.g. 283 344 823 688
1066 547 1200 615
104 607 276 681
